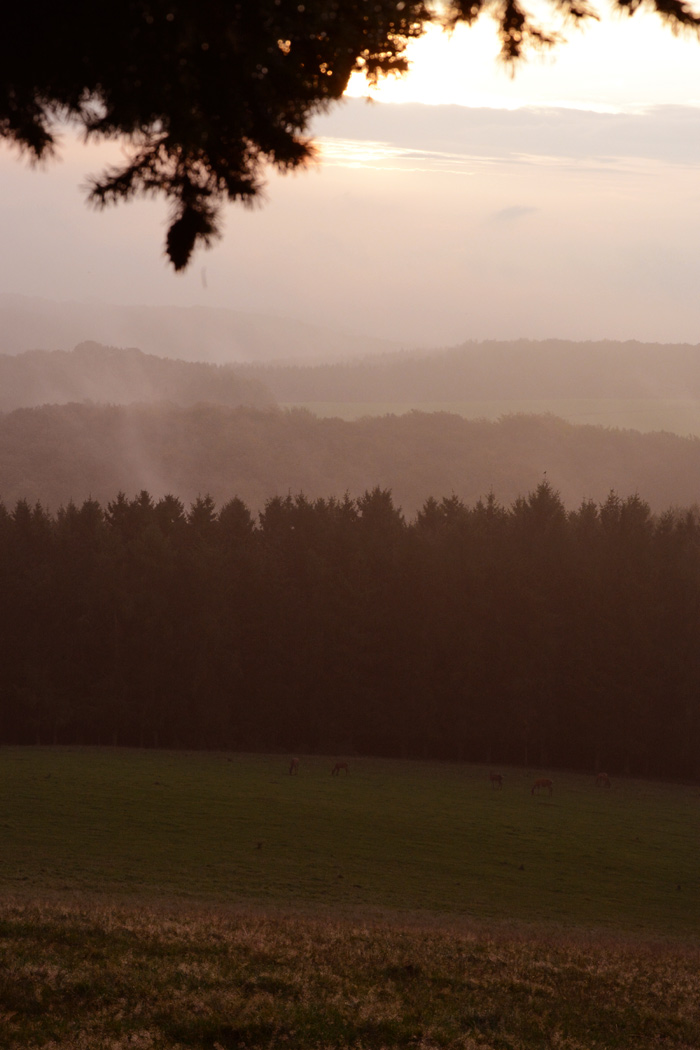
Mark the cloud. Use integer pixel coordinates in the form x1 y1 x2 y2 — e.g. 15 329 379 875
489 205 540 224
313 99 700 168
318 137 476 175
4 97 700 348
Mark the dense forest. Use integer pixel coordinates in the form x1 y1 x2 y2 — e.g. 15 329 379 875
242 339 700 402
1 483 699 780
2 400 700 514
0 342 274 412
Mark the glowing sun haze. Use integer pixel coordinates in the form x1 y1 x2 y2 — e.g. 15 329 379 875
2 6 700 350
345 7 700 111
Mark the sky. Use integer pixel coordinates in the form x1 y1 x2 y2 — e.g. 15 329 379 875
3 5 700 348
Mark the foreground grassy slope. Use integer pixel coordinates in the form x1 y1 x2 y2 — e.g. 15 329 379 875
2 897 699 1050
1 750 698 939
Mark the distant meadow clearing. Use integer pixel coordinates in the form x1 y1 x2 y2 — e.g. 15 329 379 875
2 749 699 1048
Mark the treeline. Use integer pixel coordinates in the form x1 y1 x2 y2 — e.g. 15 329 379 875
240 339 700 402
2 484 699 780
3 400 700 515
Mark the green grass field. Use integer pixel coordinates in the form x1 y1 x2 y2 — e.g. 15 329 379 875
2 749 698 938
283 399 700 436
3 750 700 1049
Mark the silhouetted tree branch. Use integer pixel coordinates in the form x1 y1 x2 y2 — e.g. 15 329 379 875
3 0 699 270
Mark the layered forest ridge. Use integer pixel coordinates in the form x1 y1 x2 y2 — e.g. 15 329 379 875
3 338 700 777
1 401 699 513
6 337 700 408
241 338 700 401
2 340 700 514
0 342 274 412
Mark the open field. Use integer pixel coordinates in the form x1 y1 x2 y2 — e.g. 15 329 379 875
283 399 700 436
1 749 698 939
2 750 699 1049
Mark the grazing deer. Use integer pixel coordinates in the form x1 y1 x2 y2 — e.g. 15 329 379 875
331 761 349 776
289 757 299 775
596 771 611 788
489 772 503 789
531 778 553 795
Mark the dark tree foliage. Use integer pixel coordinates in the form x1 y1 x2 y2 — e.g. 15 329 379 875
3 1 699 269
1 482 700 780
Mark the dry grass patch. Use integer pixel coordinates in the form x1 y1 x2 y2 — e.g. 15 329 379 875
1 896 699 1050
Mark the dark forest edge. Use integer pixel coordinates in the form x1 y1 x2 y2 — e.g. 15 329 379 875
2 482 699 781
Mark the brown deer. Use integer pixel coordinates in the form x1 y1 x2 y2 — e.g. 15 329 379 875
595 771 611 788
489 772 503 789
289 757 299 775
531 778 553 795
331 761 349 776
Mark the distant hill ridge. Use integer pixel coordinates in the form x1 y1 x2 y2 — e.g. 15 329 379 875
0 342 275 412
240 338 700 402
0 294 404 363
1 401 699 515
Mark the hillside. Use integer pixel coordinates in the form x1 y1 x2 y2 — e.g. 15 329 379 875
1 401 699 514
241 338 700 402
0 294 403 363
0 342 275 412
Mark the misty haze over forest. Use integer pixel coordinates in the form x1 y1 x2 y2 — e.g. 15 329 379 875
3 304 700 516
0 294 404 364
5 295 700 779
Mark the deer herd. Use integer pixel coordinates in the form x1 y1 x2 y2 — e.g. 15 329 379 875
288 759 612 793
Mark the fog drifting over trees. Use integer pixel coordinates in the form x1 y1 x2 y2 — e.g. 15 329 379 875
2 401 700 517
3 338 700 514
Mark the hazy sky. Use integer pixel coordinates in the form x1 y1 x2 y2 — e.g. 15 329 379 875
3 7 700 347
